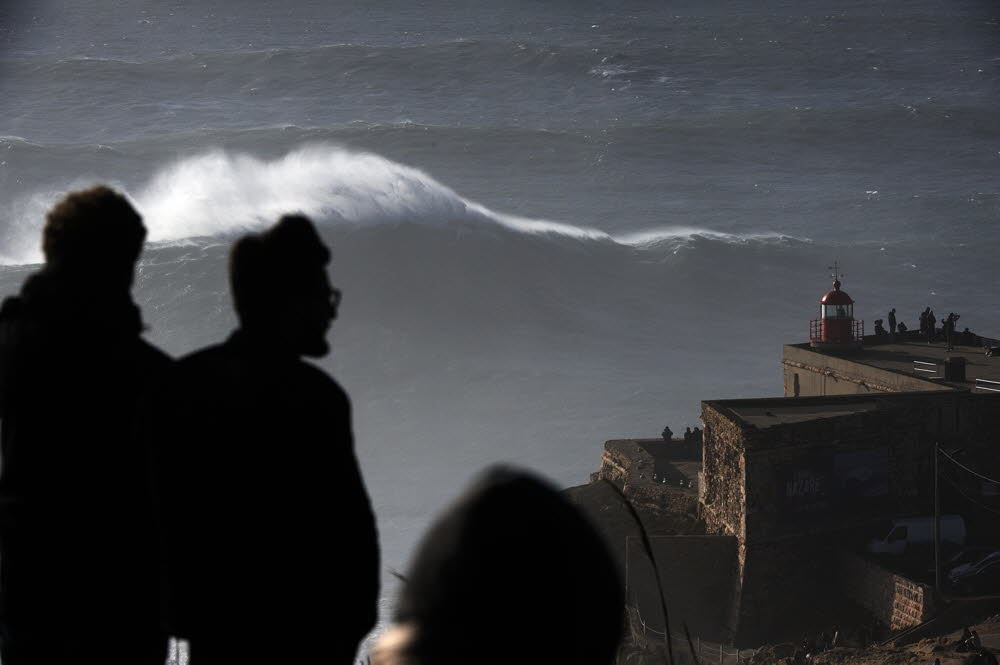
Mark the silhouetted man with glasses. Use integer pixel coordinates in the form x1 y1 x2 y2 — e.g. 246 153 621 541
153 214 379 664
0 186 170 665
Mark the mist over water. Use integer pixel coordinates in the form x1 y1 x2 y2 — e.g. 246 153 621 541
2 0 999 626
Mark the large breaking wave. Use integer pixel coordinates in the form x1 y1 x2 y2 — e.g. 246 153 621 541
2 144 807 266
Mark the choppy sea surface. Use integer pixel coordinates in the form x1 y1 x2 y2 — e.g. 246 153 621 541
1 0 999 630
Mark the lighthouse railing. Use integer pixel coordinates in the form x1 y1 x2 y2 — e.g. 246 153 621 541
809 318 864 344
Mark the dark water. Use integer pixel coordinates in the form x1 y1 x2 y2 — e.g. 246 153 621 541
1 0 998 628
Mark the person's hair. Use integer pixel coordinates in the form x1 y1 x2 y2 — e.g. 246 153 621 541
395 466 624 665
229 214 331 326
42 186 146 273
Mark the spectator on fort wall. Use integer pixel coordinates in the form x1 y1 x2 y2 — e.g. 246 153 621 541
944 313 960 351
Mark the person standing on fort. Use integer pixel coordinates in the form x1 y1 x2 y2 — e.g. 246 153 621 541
944 313 957 351
152 215 379 665
920 308 929 336
888 308 897 342
927 310 937 343
0 187 170 665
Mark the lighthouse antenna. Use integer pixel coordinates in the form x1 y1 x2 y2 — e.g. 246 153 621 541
827 261 843 282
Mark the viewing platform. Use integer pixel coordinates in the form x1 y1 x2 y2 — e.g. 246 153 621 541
785 337 1000 396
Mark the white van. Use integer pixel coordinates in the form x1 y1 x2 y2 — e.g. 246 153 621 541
866 515 966 555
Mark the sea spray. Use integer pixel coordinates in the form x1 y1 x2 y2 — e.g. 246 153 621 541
3 144 808 266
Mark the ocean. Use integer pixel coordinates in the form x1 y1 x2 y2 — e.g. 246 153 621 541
1 0 999 634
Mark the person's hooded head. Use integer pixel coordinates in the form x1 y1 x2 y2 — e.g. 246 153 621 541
42 185 146 289
229 214 339 357
386 466 624 665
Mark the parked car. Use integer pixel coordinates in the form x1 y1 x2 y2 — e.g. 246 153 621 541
948 550 1000 595
941 547 997 572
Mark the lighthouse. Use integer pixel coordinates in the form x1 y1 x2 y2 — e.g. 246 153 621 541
809 268 863 350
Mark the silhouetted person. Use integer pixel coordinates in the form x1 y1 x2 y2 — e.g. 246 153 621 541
898 321 908 336
888 308 896 342
662 425 673 441
944 313 960 351
152 214 378 664
874 319 886 336
920 308 929 336
372 466 623 665
0 186 169 665
959 627 973 651
927 310 937 343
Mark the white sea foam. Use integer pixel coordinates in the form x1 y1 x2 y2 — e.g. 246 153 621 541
613 227 808 248
3 144 806 265
137 145 806 248
136 144 624 243
136 145 472 241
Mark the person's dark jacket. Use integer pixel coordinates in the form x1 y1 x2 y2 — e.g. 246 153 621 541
153 328 379 648
0 267 170 658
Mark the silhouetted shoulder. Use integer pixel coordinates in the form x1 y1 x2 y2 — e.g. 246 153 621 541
136 338 172 368
173 341 229 372
300 358 351 401
0 295 23 323
0 295 34 348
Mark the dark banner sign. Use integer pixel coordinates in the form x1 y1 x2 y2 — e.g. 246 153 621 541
778 447 888 517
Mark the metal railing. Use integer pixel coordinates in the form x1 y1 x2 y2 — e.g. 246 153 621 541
809 319 864 344
913 360 940 379
631 606 759 665
982 337 999 355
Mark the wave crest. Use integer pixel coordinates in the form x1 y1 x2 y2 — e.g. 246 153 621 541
138 145 477 241
3 144 808 265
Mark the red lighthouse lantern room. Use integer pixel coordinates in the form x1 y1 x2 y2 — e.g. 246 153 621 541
809 272 863 349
